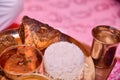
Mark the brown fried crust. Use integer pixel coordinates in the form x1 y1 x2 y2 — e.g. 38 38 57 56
19 16 61 50
0 35 17 54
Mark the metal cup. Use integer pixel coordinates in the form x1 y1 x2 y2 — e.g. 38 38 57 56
91 25 120 68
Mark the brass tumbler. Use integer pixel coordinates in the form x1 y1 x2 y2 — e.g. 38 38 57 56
91 25 120 68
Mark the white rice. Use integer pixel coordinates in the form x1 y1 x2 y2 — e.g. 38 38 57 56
44 41 85 80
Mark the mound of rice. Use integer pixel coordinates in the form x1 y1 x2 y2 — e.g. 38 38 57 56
44 41 85 80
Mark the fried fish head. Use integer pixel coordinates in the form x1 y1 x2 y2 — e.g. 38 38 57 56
19 16 61 50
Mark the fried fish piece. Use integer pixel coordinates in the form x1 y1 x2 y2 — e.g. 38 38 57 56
19 16 61 50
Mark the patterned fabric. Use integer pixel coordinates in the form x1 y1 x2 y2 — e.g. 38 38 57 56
16 0 120 79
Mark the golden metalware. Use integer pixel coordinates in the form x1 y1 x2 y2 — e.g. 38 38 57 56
0 45 43 80
16 74 51 80
0 28 22 44
0 28 95 80
0 28 22 55
91 25 120 68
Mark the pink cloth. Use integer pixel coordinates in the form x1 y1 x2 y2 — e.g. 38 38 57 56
16 0 120 79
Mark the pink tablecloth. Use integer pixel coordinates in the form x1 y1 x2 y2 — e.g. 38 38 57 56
15 0 120 79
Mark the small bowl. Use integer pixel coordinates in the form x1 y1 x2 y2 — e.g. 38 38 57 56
0 45 43 79
16 74 50 80
0 28 21 44
0 28 22 54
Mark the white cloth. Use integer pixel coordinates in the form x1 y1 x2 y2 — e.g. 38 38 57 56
0 0 23 31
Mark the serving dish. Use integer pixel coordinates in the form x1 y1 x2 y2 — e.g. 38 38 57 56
0 28 95 80
16 74 50 80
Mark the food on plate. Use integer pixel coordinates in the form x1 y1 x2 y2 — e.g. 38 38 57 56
0 45 42 74
0 34 17 54
44 41 85 80
19 16 61 50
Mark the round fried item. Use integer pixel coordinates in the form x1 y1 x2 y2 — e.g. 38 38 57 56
0 34 17 54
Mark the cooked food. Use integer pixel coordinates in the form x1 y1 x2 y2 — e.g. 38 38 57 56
19 16 61 50
0 74 8 80
0 34 17 54
0 28 22 44
0 46 42 74
44 41 85 80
